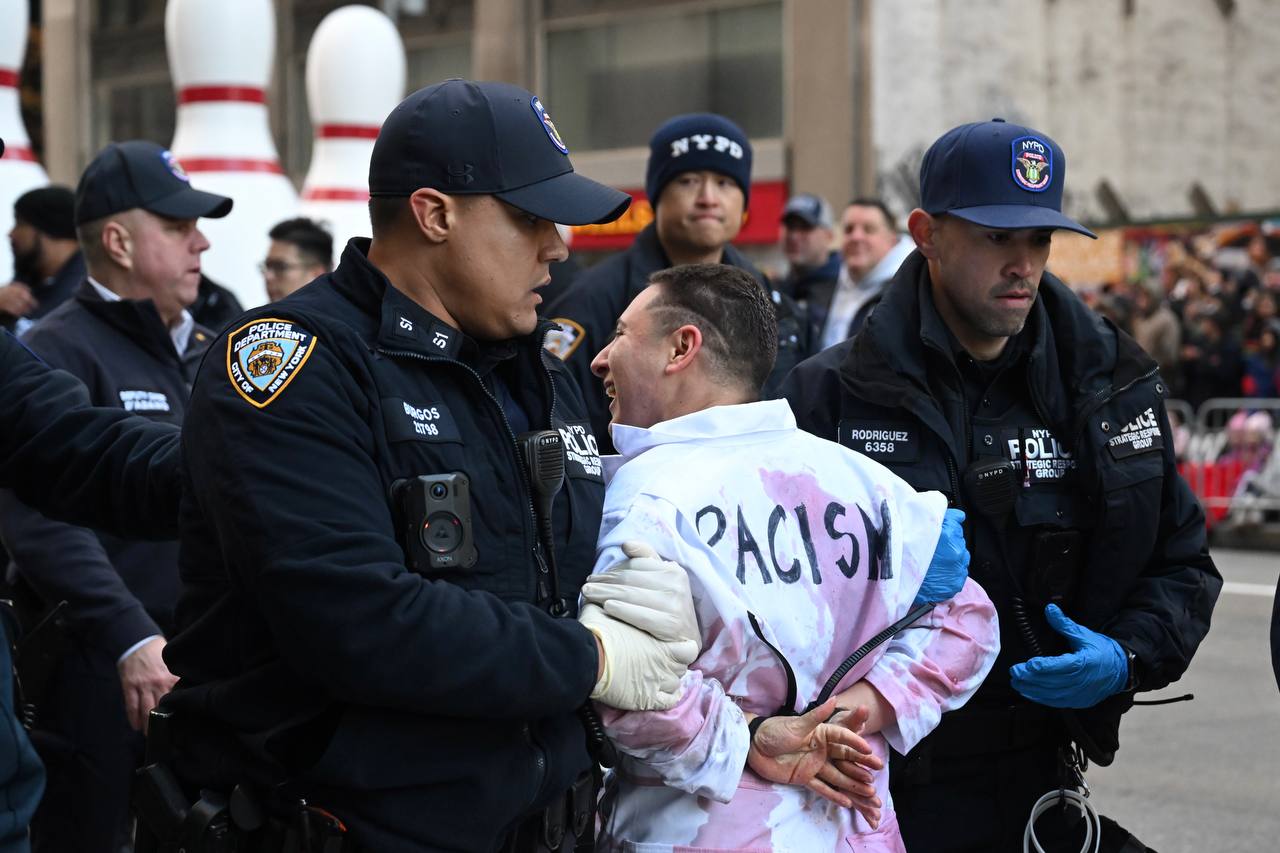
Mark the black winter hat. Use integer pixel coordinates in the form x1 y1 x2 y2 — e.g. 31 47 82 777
645 113 752 208
14 186 77 239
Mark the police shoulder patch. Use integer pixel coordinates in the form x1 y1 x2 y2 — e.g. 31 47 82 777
544 318 586 360
226 318 318 409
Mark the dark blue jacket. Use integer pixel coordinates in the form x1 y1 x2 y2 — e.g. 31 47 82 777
0 329 180 532
0 326 182 853
784 250 1221 763
162 240 604 852
1 606 42 853
0 283 210 655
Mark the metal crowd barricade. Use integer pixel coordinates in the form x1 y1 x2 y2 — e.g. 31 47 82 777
1176 398 1280 530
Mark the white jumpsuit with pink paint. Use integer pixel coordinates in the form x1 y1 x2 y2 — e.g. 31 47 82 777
591 400 999 853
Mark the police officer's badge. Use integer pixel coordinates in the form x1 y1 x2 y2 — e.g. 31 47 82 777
1011 136 1052 192
531 96 569 155
227 318 318 408
544 318 585 360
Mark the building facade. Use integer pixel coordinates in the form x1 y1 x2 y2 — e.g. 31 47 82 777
22 0 1280 258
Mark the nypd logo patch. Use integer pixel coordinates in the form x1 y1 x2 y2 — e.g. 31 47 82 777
227 318 317 408
544 318 586 360
1012 136 1052 192
531 96 569 155
161 149 190 182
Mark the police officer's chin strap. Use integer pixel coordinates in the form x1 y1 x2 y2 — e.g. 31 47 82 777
519 430 620 769
963 459 1101 853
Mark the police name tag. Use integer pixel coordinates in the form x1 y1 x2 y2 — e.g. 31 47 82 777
1107 407 1164 460
558 420 603 481
838 420 921 463
382 398 462 444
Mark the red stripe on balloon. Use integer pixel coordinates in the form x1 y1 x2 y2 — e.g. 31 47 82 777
302 188 370 202
0 68 19 87
178 157 284 175
316 124 380 140
177 86 267 105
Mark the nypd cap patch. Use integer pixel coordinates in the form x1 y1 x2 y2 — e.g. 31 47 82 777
227 318 318 408
1012 135 1053 192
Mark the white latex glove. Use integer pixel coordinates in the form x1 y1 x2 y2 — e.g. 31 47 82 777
580 541 700 648
580 602 698 711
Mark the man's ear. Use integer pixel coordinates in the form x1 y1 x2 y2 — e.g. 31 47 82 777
101 218 133 270
907 208 940 260
665 324 703 375
407 188 453 243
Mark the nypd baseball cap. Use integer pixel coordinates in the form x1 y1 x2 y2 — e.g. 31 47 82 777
368 79 630 226
920 118 1095 238
75 140 233 225
781 193 834 229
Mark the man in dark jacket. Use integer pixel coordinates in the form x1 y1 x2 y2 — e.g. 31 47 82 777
784 119 1221 853
0 139 229 853
160 80 700 853
544 113 814 451
777 192 841 311
1 186 84 335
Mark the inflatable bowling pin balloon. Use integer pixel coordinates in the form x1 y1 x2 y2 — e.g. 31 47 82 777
300 5 405 250
166 0 298 308
0 0 50 283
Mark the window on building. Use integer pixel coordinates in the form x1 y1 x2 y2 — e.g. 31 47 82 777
92 79 175 151
543 0 782 152
95 0 167 30
406 39 473 90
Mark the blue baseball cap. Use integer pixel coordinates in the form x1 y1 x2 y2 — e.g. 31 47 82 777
920 118 1095 238
369 79 630 226
75 140 233 225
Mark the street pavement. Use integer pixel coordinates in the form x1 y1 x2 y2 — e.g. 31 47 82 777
1085 548 1278 852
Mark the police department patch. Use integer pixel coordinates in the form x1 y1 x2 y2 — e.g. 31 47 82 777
530 96 569 155
1011 136 1052 192
227 318 317 408
544 318 586 360
161 149 190 182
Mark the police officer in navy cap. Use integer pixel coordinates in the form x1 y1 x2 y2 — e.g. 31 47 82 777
0 134 190 853
0 139 230 853
784 119 1221 852
158 80 702 853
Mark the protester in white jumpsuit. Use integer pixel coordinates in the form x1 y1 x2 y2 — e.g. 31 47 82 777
581 264 999 853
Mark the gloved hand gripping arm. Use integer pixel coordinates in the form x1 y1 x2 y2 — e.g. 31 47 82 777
578 541 701 711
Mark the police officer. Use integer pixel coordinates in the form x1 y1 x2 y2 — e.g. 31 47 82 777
0 139 228 853
2 134 183 853
159 80 701 853
784 119 1222 852
543 112 814 452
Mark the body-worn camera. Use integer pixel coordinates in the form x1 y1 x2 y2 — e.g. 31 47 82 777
391 473 478 573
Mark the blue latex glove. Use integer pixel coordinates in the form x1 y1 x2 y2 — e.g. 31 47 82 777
1009 604 1129 709
913 508 969 608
